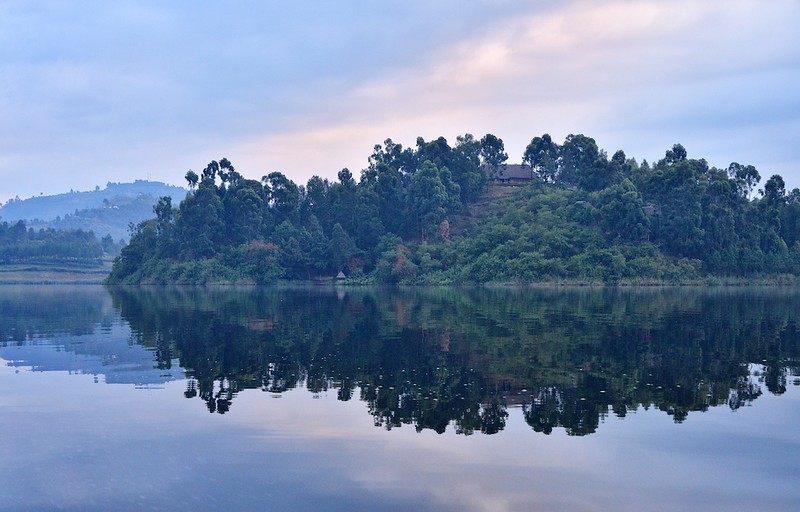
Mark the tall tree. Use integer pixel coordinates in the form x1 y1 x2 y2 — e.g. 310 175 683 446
479 134 508 178
185 170 199 189
559 134 610 190
522 134 559 183
451 133 486 202
727 162 760 199
408 160 449 240
263 172 300 222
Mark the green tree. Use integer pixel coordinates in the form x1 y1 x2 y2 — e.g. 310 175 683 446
263 172 300 222
329 168 358 235
559 134 615 191
303 176 332 231
522 134 559 183
479 133 508 177
452 133 486 202
329 223 356 272
593 179 649 242
175 181 226 259
727 162 760 199
185 170 199 189
223 180 265 245
408 161 449 240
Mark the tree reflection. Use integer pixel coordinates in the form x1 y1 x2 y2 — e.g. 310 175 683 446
107 286 800 435
0 286 111 343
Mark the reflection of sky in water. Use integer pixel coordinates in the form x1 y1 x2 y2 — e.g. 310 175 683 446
0 323 183 386
2 284 800 511
1 356 799 512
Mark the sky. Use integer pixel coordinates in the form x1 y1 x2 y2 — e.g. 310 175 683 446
1 0 799 203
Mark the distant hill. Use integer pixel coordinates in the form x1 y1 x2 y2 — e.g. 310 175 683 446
0 180 187 242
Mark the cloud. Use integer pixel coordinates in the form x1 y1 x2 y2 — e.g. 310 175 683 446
1 0 798 201
233 0 800 188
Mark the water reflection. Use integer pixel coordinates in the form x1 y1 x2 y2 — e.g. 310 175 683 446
0 285 111 341
98 286 800 435
0 285 184 385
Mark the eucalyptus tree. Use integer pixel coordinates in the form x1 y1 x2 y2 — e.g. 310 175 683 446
408 160 449 240
522 134 559 183
478 133 508 178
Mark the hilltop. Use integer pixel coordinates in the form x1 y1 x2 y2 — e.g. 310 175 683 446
106 134 800 285
0 180 187 242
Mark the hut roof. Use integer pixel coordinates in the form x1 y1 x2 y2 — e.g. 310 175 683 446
483 164 534 181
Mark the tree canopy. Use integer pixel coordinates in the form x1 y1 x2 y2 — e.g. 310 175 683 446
106 132 800 285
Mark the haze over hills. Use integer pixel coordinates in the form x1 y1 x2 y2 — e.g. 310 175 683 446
0 180 187 242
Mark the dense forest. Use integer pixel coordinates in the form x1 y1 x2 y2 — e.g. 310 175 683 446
0 219 118 263
107 133 800 284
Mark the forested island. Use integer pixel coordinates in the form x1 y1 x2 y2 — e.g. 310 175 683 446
106 133 800 285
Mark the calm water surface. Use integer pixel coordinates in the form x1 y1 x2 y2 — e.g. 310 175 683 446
1 285 799 511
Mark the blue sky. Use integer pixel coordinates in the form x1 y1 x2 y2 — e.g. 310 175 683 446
1 0 799 203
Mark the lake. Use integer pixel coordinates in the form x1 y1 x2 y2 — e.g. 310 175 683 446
1 285 799 511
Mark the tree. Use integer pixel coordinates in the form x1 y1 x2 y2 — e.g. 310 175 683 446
757 174 788 254
664 143 687 164
522 134 559 183
479 134 508 177
609 150 632 179
368 138 415 174
452 133 486 202
217 158 240 185
174 183 225 259
201 160 220 186
328 168 358 235
185 170 199 189
101 233 115 253
408 160 449 240
727 162 760 199
263 172 300 221
593 179 649 241
223 181 265 245
644 150 708 258
416 136 452 173
152 196 175 251
559 134 611 190
360 163 404 235
245 241 283 284
780 190 800 248
762 174 786 207
153 196 174 226
329 223 356 272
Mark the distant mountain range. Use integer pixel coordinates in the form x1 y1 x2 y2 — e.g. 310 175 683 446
0 180 187 242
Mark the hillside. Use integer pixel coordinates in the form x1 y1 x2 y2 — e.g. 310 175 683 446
106 133 800 285
449 182 519 237
0 180 187 241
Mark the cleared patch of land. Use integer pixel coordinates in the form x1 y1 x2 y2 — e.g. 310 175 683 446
449 183 521 236
0 259 112 284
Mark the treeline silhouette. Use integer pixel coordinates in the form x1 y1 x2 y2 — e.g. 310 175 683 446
107 134 800 284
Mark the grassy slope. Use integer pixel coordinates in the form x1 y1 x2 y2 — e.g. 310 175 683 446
0 259 113 284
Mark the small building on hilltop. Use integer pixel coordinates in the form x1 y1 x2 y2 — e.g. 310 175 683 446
484 164 535 184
